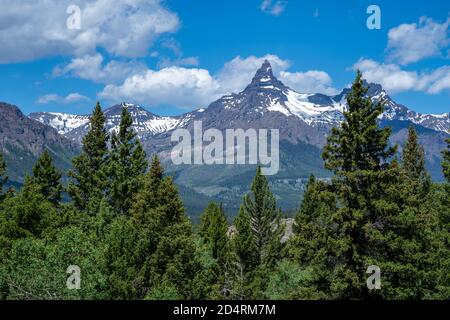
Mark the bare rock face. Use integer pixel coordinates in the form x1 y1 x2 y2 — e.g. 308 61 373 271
0 102 78 183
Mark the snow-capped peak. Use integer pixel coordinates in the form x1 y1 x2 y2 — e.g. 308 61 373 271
28 111 90 135
245 60 286 91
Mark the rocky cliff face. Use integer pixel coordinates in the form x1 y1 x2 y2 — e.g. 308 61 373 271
0 102 78 183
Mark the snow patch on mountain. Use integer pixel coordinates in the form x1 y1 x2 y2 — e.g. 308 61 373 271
28 112 90 135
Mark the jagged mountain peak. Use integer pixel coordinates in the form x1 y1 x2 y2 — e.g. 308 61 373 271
245 60 286 91
105 102 154 116
255 59 274 79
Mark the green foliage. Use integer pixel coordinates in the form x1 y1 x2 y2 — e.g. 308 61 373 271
145 282 183 300
229 167 285 299
0 152 7 202
31 149 63 205
232 206 258 275
287 72 450 300
230 205 258 299
402 126 431 194
443 138 450 184
264 260 321 299
103 216 140 299
198 202 234 298
199 202 229 264
102 156 202 299
0 177 60 239
107 107 147 215
0 227 108 300
316 71 399 298
242 167 283 267
288 175 335 297
323 71 396 174
68 102 109 212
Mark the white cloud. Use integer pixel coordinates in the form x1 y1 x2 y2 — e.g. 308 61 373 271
99 67 221 108
157 56 200 69
421 66 450 94
386 16 450 65
53 54 147 84
0 0 179 63
260 0 287 17
37 93 90 104
100 54 337 109
279 70 338 95
353 58 450 94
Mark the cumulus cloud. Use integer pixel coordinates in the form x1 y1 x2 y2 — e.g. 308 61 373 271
260 0 288 16
353 58 450 94
52 54 147 84
421 66 450 94
99 54 337 109
0 0 179 63
37 93 90 104
279 70 338 95
99 67 221 108
157 56 200 69
386 16 450 65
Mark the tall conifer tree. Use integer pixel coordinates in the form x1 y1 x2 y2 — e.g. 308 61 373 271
443 138 450 184
68 102 109 211
289 175 335 296
0 152 7 202
105 155 200 299
321 71 398 298
242 167 283 267
231 205 258 299
108 107 147 215
199 202 229 265
32 150 62 205
402 126 431 194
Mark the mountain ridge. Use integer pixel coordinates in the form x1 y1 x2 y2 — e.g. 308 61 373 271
30 61 450 139
5 61 449 214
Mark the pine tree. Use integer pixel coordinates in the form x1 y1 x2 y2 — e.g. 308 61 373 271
443 138 450 184
68 102 109 211
32 150 62 205
0 175 60 241
106 157 201 299
402 125 430 194
0 152 8 202
288 175 335 297
242 166 283 267
108 107 147 215
231 205 258 298
199 202 229 266
432 137 450 299
320 71 398 298
132 155 164 218
323 72 396 174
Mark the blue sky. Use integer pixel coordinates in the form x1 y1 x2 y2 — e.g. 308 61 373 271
0 0 448 116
